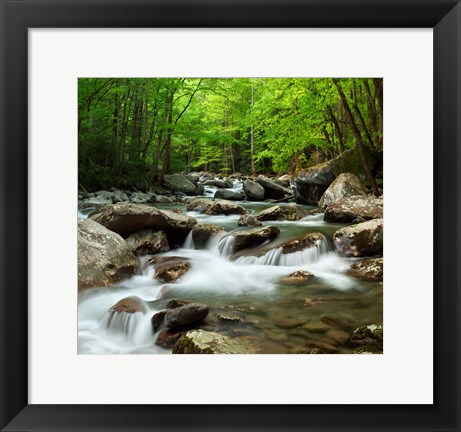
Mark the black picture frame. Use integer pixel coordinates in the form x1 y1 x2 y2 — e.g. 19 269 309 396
1 0 460 431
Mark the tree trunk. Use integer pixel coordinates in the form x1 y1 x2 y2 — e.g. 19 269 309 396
250 83 256 176
332 79 380 196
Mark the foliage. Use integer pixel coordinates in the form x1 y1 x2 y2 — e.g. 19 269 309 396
78 78 383 190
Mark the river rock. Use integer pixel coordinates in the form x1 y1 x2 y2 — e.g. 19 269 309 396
324 195 383 223
192 223 225 249
89 203 196 244
204 179 233 188
111 296 148 314
205 200 247 216
164 303 209 329
333 218 383 257
184 174 200 184
280 270 315 285
81 196 112 207
111 190 130 203
279 232 326 254
151 310 167 332
172 329 255 354
294 148 377 204
155 195 174 203
256 204 309 221
348 324 383 351
233 226 280 252
194 183 205 196
318 173 367 209
237 214 262 227
130 191 155 204
155 328 184 348
152 257 191 283
166 299 193 309
255 176 293 200
78 219 139 292
186 197 214 213
125 229 170 256
243 179 265 201
348 257 383 281
162 174 196 195
214 189 244 201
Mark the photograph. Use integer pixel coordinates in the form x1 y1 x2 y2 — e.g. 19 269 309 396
77 77 384 355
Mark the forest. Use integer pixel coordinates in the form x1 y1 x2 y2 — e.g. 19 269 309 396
78 77 383 355
78 78 383 192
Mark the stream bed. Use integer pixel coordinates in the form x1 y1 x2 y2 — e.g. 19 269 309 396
78 199 383 355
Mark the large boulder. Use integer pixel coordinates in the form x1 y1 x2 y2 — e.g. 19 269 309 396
255 176 293 200
125 229 169 256
164 303 209 329
324 195 383 223
233 226 280 252
192 223 226 249
186 197 214 213
150 256 191 283
294 148 377 204
347 257 383 281
78 219 139 292
243 179 265 201
318 173 367 209
214 189 244 201
256 204 309 221
89 203 196 245
333 218 383 257
172 330 256 354
205 200 247 216
163 174 196 195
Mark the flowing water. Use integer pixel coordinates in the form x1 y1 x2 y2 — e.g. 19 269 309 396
78 188 383 354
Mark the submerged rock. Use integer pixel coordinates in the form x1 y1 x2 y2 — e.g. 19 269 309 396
78 219 139 292
172 329 256 354
186 197 214 213
256 204 309 221
318 173 367 209
324 195 383 223
280 270 315 285
164 303 209 329
233 225 280 252
125 229 169 256
89 202 196 244
151 256 191 283
111 296 148 314
348 257 383 281
237 214 262 227
205 200 247 216
162 174 196 195
192 223 226 249
333 218 383 257
243 179 265 201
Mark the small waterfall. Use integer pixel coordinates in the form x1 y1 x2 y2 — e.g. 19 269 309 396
235 234 330 266
207 232 236 257
99 309 153 344
183 230 195 249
